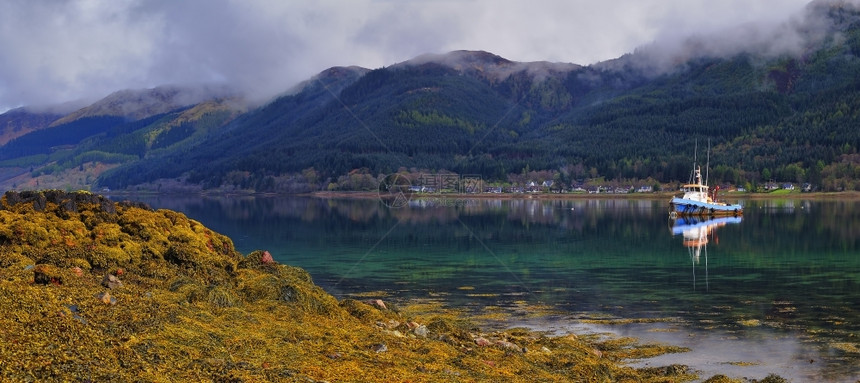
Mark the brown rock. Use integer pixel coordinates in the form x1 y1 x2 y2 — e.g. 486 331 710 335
33 264 62 285
97 291 116 305
101 274 123 289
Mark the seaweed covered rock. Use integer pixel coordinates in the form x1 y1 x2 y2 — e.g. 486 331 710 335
236 253 340 316
0 190 241 283
0 190 716 382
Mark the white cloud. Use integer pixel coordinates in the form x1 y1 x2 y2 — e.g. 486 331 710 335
0 0 821 112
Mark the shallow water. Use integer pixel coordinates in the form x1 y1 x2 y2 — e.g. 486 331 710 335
128 194 860 382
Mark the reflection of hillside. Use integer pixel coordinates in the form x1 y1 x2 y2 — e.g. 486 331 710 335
728 200 860 261
125 195 859 256
126 196 673 249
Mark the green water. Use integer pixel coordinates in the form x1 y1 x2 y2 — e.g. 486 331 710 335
130 195 860 382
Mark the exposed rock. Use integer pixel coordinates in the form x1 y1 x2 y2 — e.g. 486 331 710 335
371 343 388 353
33 264 62 285
97 291 116 305
260 250 274 264
32 194 47 211
71 267 83 277
475 337 491 347
496 340 525 353
414 325 428 338
366 299 387 310
101 274 123 289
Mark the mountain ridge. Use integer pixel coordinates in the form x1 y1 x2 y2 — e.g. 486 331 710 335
2 0 859 192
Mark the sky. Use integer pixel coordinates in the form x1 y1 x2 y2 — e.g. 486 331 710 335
0 0 825 112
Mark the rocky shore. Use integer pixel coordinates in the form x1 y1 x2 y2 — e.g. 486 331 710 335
0 191 787 382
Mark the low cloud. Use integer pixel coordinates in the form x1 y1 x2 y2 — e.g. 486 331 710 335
604 0 860 75
0 0 819 112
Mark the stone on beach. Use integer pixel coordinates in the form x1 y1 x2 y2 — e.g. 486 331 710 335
33 264 62 285
496 340 525 353
97 291 117 305
260 250 274 264
366 299 387 310
101 274 123 289
413 325 428 338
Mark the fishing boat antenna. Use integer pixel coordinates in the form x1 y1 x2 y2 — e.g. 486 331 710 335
705 139 710 187
689 140 698 184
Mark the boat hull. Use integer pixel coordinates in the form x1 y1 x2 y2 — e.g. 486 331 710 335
669 197 743 217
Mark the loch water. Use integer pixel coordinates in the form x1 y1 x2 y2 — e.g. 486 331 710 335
128 194 860 382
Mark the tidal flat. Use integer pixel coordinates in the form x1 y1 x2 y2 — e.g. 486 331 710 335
0 190 783 382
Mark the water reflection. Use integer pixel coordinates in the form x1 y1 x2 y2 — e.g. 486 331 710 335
670 216 742 291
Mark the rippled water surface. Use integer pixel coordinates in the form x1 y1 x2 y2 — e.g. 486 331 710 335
128 195 860 382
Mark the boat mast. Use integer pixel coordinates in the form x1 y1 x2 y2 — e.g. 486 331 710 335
690 140 698 185
705 139 710 187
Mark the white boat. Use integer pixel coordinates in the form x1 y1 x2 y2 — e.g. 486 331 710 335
669 146 742 217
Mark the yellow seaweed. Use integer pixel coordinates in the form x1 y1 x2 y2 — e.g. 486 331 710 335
0 190 772 382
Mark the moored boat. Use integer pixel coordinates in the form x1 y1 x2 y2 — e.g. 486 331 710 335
669 164 742 217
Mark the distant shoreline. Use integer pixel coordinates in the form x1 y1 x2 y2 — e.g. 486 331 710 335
100 188 860 201
310 190 860 201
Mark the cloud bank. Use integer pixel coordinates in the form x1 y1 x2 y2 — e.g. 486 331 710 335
0 0 822 112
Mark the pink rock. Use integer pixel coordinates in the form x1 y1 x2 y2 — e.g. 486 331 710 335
261 251 274 264
474 337 491 347
366 299 386 310
71 267 83 277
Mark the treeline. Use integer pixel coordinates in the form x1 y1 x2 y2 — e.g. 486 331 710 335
17 7 859 193
97 44 860 192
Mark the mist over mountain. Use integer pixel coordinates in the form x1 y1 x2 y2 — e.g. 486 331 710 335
599 0 860 76
1 0 859 193
50 84 241 126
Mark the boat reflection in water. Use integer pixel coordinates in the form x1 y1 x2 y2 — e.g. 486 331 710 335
669 216 742 290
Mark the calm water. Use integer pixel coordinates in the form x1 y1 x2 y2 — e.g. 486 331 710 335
126 194 860 382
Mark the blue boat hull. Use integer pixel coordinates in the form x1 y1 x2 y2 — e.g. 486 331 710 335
669 197 743 217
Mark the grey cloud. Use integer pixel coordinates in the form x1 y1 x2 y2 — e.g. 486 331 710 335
0 0 821 112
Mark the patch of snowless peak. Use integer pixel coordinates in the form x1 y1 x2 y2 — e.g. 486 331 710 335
396 50 581 82
50 84 240 126
284 66 371 96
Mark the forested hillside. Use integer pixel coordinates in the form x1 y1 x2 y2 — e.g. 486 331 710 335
2 0 859 193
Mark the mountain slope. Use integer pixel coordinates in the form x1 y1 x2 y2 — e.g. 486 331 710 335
0 86 247 190
0 108 63 146
3 0 860 193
